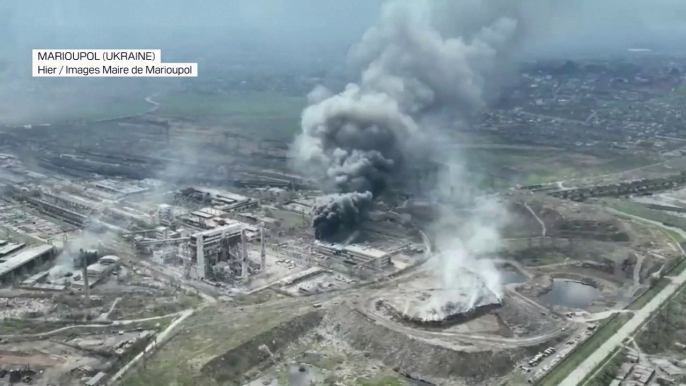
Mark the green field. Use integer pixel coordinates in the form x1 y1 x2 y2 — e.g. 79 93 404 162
605 199 686 234
457 147 656 191
578 347 625 386
635 283 686 354
154 91 306 141
0 88 152 125
536 314 632 386
122 298 316 386
628 278 671 311
356 377 403 386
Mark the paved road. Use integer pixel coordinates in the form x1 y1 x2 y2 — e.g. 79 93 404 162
559 211 686 385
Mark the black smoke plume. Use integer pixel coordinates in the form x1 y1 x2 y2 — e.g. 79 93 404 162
293 0 532 241
312 191 373 241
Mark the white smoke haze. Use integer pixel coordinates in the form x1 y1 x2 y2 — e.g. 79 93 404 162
292 0 534 251
292 0 524 304
306 85 333 105
428 195 509 302
349 0 520 115
49 231 110 278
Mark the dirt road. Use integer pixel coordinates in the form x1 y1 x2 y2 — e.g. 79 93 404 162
558 210 686 386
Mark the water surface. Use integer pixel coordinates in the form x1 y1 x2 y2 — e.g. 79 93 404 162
539 279 600 309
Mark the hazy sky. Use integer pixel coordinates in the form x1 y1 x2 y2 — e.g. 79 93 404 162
3 0 686 66
1 0 382 66
2 0 686 125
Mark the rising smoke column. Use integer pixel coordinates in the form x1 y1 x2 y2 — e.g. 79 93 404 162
293 0 527 242
312 191 373 240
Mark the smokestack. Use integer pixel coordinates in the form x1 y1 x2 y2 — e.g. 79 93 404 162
240 228 248 281
82 258 89 306
260 223 266 272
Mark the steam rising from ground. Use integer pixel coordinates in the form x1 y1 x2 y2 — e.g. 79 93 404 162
292 0 524 306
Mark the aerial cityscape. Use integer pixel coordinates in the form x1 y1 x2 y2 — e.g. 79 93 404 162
2 1 686 385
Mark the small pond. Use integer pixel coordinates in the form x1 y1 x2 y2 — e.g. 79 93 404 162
539 279 600 309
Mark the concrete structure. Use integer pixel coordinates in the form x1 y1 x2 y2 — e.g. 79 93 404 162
282 267 326 286
40 190 97 212
25 196 88 226
21 271 67 291
157 204 174 227
103 206 153 226
236 212 280 228
85 372 107 386
76 259 118 288
0 242 25 257
0 244 55 284
260 224 266 270
314 241 391 269
21 271 50 287
182 187 258 212
99 255 121 267
155 227 168 240
91 179 148 197
190 223 249 281
86 263 107 278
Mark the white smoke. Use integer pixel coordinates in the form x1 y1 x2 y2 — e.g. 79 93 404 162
350 0 519 114
306 85 333 105
49 231 111 278
293 0 530 298
429 196 508 301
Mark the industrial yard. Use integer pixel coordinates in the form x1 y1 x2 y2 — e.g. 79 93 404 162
4 1 686 386
1 121 685 385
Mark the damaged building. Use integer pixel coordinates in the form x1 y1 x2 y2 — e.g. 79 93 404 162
185 224 265 282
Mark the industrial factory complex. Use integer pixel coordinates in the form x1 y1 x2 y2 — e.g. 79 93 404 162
4 9 686 386
3 119 686 386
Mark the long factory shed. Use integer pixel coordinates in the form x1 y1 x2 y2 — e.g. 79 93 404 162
0 244 56 284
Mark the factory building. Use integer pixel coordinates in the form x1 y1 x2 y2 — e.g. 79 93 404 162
157 204 175 227
236 212 280 229
0 242 26 257
154 227 169 240
180 187 258 212
102 206 153 226
188 223 262 281
314 242 391 269
282 267 326 286
75 255 121 288
99 255 121 267
90 179 148 198
0 244 56 285
25 196 88 226
40 190 96 212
